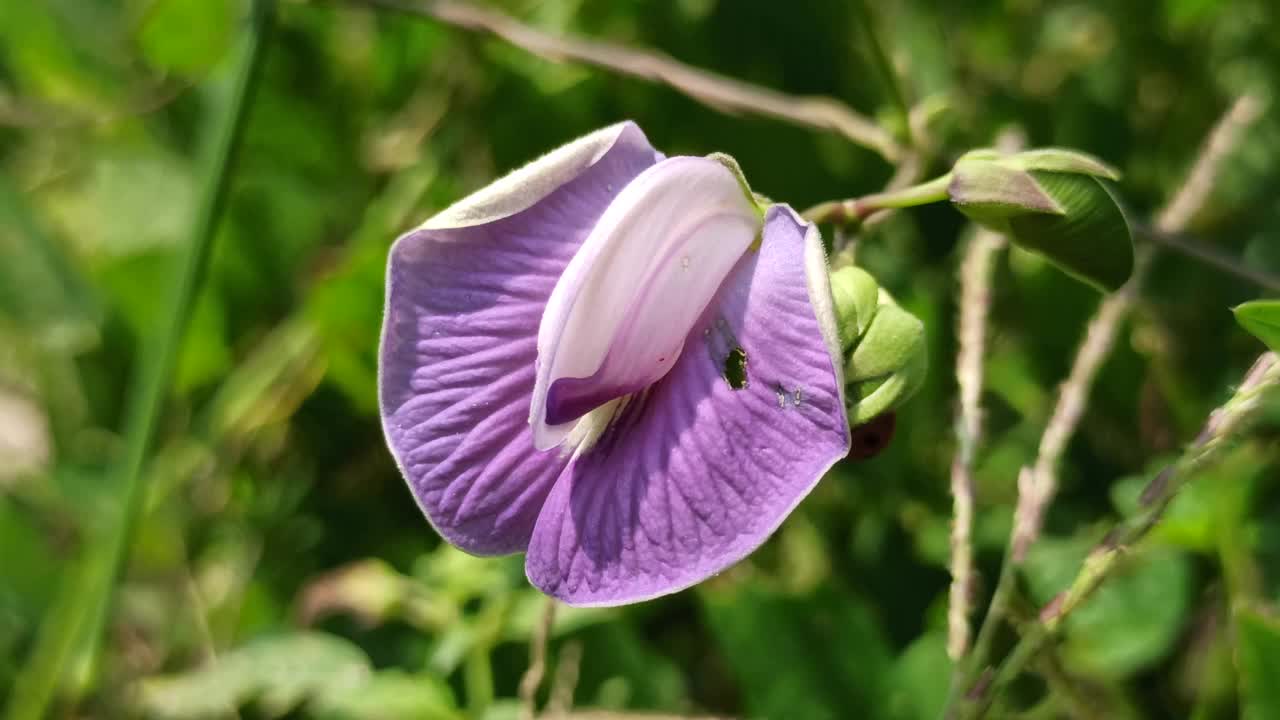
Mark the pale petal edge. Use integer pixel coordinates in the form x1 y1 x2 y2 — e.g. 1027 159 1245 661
423 121 659 230
794 205 849 418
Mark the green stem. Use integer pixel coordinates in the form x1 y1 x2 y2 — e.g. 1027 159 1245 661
804 172 951 227
2 4 274 719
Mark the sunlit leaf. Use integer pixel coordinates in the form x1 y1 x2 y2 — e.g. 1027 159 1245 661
1234 300 1280 352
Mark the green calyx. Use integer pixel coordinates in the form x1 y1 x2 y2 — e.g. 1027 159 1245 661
706 151 767 218
829 266 927 426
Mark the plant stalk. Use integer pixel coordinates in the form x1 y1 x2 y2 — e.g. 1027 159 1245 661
2 4 274 718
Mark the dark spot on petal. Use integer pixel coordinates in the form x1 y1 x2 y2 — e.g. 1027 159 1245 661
848 412 896 460
723 347 748 389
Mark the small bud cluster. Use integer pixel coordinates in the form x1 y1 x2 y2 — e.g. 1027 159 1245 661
829 266 927 427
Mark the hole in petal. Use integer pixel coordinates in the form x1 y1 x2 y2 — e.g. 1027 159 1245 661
723 346 748 389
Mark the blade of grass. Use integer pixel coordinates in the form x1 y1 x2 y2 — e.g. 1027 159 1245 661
3 3 275 718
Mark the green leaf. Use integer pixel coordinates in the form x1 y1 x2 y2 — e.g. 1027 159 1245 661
1236 608 1280 720
1234 300 1280 351
135 632 372 719
1006 172 1134 292
1025 538 1191 677
138 0 235 76
887 631 951 720
313 671 462 720
0 172 99 352
829 266 887 347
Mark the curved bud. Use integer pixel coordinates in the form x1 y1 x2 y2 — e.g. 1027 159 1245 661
948 156 1064 228
828 267 927 427
829 266 881 343
947 147 1134 292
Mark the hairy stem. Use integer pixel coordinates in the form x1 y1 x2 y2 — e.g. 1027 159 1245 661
1013 92 1263 563
962 354 1280 719
345 0 903 162
946 93 1263 719
947 227 1006 659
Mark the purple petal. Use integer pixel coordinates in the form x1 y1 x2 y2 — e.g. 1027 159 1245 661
530 157 761 450
525 206 851 605
379 122 660 555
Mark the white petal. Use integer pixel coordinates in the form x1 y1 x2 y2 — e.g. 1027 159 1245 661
530 156 762 450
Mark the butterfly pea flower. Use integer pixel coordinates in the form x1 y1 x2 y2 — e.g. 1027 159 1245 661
380 121 862 605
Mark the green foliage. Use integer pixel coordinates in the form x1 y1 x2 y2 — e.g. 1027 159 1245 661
1025 539 1192 677
1236 609 1280 720
1235 300 1280 352
137 632 371 718
831 266 928 425
701 585 893 720
136 630 463 719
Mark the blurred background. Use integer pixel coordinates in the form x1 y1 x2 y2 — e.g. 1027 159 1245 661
3 0 1280 718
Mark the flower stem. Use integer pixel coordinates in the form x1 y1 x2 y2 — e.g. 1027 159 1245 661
803 172 951 227
2 5 273 719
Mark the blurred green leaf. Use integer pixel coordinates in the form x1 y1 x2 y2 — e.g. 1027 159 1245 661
1234 300 1280 352
887 630 950 720
1236 608 1280 720
313 670 461 720
138 0 234 77
0 0 111 107
136 632 371 719
1026 538 1191 677
0 172 99 351
42 143 195 259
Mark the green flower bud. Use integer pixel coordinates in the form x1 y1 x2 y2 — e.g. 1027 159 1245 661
829 266 927 427
947 148 1133 292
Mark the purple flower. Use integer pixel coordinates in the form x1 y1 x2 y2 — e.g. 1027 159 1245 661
379 122 851 605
